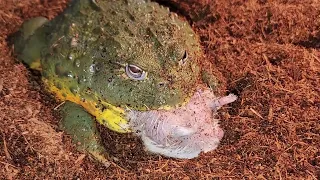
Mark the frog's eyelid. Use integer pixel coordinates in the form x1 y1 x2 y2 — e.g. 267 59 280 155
113 61 126 67
111 62 147 75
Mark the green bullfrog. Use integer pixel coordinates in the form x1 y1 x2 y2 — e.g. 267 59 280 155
13 0 237 162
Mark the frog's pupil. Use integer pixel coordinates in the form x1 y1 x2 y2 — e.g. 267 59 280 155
129 65 141 74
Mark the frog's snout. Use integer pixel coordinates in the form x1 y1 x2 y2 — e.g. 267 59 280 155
127 90 237 159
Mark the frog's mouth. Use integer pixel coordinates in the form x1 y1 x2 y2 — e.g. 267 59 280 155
126 89 237 159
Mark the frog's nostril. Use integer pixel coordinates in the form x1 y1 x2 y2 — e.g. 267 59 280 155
158 82 166 87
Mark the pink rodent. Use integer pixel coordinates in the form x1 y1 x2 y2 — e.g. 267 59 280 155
127 89 237 159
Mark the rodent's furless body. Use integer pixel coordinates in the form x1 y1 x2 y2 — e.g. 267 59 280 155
129 91 237 158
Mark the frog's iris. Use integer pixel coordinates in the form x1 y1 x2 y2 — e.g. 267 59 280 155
125 64 147 80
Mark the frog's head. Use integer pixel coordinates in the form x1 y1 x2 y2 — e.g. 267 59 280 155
86 4 202 111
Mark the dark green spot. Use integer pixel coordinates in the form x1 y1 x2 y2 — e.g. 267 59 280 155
54 82 62 90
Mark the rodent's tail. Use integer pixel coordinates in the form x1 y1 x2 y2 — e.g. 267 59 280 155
10 17 48 71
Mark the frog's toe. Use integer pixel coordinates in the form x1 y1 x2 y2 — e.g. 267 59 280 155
59 101 110 165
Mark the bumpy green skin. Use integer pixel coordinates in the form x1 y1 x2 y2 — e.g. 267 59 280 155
39 0 203 110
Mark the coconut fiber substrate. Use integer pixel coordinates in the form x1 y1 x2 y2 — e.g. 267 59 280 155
0 0 319 179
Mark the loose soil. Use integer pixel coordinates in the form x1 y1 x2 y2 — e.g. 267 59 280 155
0 0 319 179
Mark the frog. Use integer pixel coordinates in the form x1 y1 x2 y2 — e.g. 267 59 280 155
13 0 237 163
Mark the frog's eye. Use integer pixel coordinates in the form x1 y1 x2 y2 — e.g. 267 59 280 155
179 50 188 66
125 64 147 80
